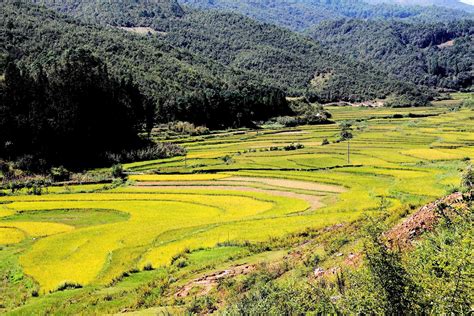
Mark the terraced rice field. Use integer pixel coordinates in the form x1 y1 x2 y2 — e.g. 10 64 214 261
1 104 473 313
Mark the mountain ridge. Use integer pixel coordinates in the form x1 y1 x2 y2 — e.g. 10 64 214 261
366 0 474 13
179 0 474 32
2 0 432 110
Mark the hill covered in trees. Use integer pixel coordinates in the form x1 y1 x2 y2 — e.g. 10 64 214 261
179 0 473 32
3 0 470 168
2 1 431 109
310 19 474 90
32 0 185 27
1 1 291 130
0 50 152 169
178 0 472 91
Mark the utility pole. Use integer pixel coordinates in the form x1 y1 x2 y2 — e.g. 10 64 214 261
339 121 353 165
347 139 350 164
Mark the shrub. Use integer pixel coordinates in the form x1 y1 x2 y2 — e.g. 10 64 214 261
221 155 234 164
167 121 210 136
223 280 336 315
363 218 420 314
187 296 217 315
325 236 350 255
174 257 188 269
275 116 298 127
461 98 474 108
105 143 187 164
27 182 44 196
303 253 320 268
301 106 332 125
284 143 304 151
461 164 473 190
111 164 126 179
407 213 473 314
14 155 49 173
55 282 83 292
50 166 71 182
143 263 154 271
322 138 330 146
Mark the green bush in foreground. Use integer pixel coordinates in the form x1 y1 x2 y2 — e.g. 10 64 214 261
223 208 473 315
461 164 473 190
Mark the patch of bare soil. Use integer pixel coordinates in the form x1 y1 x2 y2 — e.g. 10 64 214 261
175 264 255 298
119 27 160 35
385 192 468 250
437 40 455 48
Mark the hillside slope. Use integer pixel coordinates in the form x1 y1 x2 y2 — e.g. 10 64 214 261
310 19 474 90
32 0 185 27
161 11 430 102
1 2 291 128
2 1 431 109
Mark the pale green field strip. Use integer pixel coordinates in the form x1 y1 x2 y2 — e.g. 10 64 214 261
133 179 326 194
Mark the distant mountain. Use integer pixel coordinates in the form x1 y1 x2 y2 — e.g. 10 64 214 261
310 19 474 90
366 0 474 13
179 0 473 32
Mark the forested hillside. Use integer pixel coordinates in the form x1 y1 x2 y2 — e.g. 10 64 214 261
311 19 474 90
0 50 151 169
1 2 291 130
1 1 430 114
179 0 473 32
160 11 430 104
32 0 185 27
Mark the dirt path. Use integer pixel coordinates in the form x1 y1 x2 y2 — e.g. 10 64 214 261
175 264 254 298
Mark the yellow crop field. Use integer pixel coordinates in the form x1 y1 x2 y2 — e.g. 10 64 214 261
2 105 473 314
0 227 25 245
402 148 466 160
0 222 74 237
0 190 310 292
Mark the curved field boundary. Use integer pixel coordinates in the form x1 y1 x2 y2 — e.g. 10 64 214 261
1 190 309 292
133 185 324 210
224 176 346 193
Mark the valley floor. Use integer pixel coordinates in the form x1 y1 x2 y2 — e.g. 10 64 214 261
1 101 473 314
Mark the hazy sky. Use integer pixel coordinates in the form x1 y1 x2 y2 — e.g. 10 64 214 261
460 0 474 4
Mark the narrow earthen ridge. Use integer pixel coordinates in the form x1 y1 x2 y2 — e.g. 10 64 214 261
385 192 470 250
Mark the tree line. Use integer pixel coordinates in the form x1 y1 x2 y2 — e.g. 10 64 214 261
0 50 152 170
